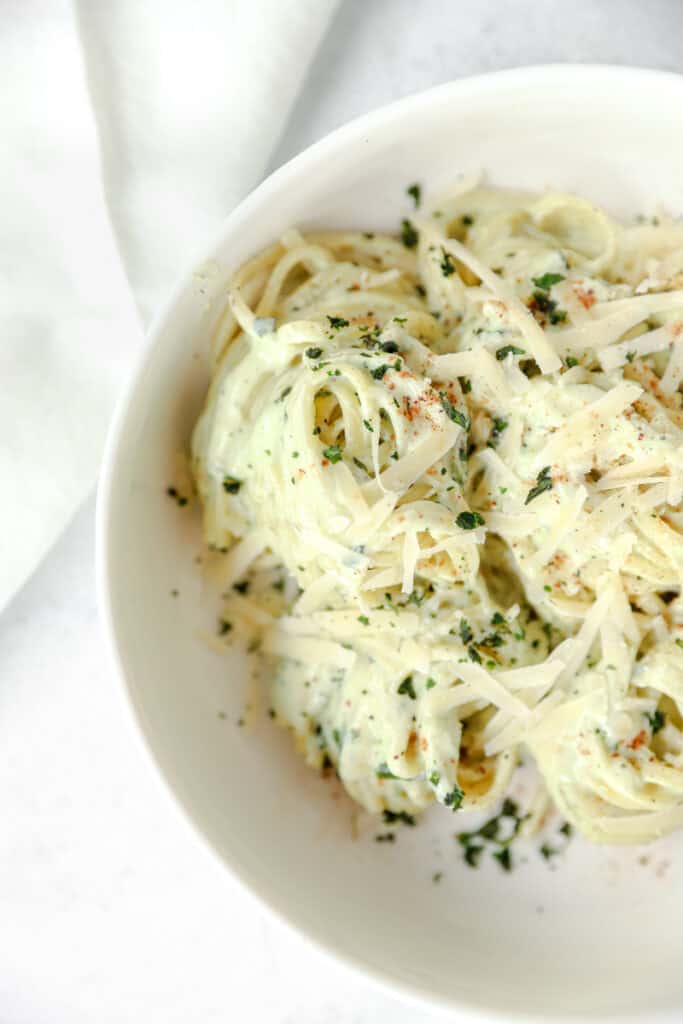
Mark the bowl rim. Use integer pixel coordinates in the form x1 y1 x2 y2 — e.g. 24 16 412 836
96 63 683 1023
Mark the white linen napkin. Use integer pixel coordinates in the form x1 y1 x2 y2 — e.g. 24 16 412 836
0 0 338 614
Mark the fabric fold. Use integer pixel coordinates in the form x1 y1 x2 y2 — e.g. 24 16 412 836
0 0 339 614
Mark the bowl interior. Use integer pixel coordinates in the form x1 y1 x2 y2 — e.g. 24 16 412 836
99 67 683 1020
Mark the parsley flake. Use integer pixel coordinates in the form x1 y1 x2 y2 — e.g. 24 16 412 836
532 272 565 291
383 809 416 826
397 676 417 700
440 248 456 277
406 183 421 207
440 393 470 429
496 344 525 361
456 510 485 530
494 847 512 872
525 465 553 505
401 219 418 248
444 784 464 811
222 476 242 494
322 445 342 463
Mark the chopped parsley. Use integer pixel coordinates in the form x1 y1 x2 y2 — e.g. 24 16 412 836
457 798 524 870
380 340 399 353
425 677 437 690
467 646 482 663
429 770 441 786
482 631 504 648
362 418 374 432
218 619 232 636
463 843 484 867
459 618 473 645
529 288 567 326
462 214 474 226
166 486 188 507
327 315 349 329
398 675 417 700
460 376 472 394
525 465 553 505
444 783 464 811
277 385 292 402
322 445 343 463
222 476 242 494
565 356 579 368
382 809 416 826
401 219 419 248
456 510 485 530
406 183 421 207
376 763 400 780
305 346 323 359
440 394 470 429
371 364 389 380
496 344 525 361
531 289 555 314
358 614 370 626
375 832 396 843
646 709 665 734
232 580 250 595
439 248 456 277
625 350 636 363
493 847 512 871
532 272 565 291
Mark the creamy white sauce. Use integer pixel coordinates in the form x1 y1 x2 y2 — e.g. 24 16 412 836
192 186 683 843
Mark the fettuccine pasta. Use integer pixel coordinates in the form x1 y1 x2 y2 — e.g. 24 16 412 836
192 182 683 844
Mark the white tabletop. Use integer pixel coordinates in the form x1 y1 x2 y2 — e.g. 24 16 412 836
3 2 682 1020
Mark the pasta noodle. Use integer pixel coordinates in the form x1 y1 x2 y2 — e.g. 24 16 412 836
192 184 683 844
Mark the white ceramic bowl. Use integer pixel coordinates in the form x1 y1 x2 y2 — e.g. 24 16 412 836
97 66 683 1022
